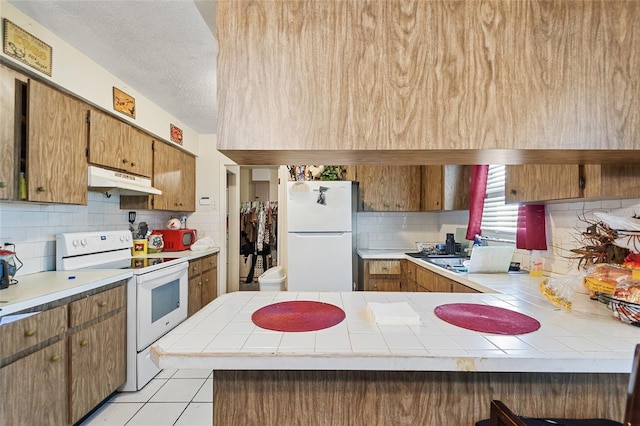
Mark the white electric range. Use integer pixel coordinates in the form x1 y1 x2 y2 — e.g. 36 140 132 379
56 230 188 391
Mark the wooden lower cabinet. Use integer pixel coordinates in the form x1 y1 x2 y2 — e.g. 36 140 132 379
0 283 126 426
0 339 68 426
68 310 126 424
416 267 453 292
401 260 480 294
401 260 418 292
362 259 402 291
452 282 480 293
188 254 218 317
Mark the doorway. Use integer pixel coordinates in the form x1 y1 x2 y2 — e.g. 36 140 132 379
238 167 279 289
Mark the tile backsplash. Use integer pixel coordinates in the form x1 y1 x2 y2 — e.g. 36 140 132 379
357 198 640 276
0 191 220 276
2 192 638 279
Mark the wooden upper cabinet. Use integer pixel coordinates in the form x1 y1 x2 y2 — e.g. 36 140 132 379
153 141 196 211
0 64 27 200
505 165 580 203
122 141 196 212
356 165 421 212
217 1 640 164
27 79 87 204
88 109 153 177
506 164 640 203
422 165 471 211
581 165 640 200
128 127 153 177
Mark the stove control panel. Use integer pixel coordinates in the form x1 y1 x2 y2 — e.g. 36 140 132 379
56 230 133 270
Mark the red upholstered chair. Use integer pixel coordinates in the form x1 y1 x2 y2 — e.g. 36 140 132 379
477 344 640 426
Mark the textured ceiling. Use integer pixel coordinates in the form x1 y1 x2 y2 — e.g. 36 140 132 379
8 0 218 134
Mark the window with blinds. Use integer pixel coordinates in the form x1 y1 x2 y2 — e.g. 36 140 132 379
480 165 519 236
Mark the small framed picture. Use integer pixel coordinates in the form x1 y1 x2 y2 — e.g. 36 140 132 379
112 87 136 118
3 19 52 76
170 124 183 145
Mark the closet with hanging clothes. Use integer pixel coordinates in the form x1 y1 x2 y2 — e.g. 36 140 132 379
240 201 278 286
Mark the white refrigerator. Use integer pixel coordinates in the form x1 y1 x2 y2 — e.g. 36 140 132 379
287 181 354 291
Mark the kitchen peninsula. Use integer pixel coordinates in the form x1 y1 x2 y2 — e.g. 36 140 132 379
152 261 637 425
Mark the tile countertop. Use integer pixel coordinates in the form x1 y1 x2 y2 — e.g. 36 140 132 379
152 266 639 374
137 247 220 260
0 248 219 317
0 270 133 316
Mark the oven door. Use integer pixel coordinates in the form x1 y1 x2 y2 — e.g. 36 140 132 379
136 261 188 351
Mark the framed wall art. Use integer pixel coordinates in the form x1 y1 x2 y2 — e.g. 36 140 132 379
112 86 136 118
170 124 183 145
3 19 52 76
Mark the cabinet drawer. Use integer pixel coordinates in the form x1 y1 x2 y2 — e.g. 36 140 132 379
368 260 401 275
69 286 125 328
0 306 67 360
189 258 202 277
201 254 218 272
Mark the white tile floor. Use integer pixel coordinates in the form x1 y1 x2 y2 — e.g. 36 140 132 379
78 369 212 426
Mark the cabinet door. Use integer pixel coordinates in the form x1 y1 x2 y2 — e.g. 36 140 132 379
200 267 218 307
69 311 126 424
421 166 444 211
0 339 67 426
582 164 640 199
28 79 87 204
422 165 471 211
0 65 27 200
505 165 580 203
357 166 421 211
416 267 453 292
88 109 128 172
451 282 479 293
153 141 196 211
127 127 153 177
187 275 202 317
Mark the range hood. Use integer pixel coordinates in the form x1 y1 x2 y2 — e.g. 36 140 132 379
88 165 162 196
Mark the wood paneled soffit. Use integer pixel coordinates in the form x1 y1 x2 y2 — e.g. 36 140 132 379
217 1 640 165
220 149 640 166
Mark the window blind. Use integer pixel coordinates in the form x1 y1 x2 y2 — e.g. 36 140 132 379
480 165 519 236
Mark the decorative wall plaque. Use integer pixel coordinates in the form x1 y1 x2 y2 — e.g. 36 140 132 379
112 87 136 118
170 124 183 145
3 19 52 76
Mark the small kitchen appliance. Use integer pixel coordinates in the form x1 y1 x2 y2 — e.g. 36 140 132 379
153 229 197 251
0 249 17 289
56 230 188 391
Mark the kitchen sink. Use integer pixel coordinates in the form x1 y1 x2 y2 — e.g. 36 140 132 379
421 256 469 273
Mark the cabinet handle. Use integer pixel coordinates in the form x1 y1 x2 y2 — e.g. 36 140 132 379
510 189 517 195
24 329 36 337
204 278 209 284
98 301 108 307
80 339 89 347
50 355 61 362
130 162 136 167
122 159 129 164
36 186 46 192
0 182 5 188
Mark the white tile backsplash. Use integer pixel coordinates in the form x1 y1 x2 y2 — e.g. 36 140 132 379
356 198 640 276
0 191 220 276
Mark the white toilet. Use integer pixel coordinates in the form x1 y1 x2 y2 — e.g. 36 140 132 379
257 266 286 291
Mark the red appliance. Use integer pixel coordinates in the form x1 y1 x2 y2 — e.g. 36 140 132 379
154 229 197 251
